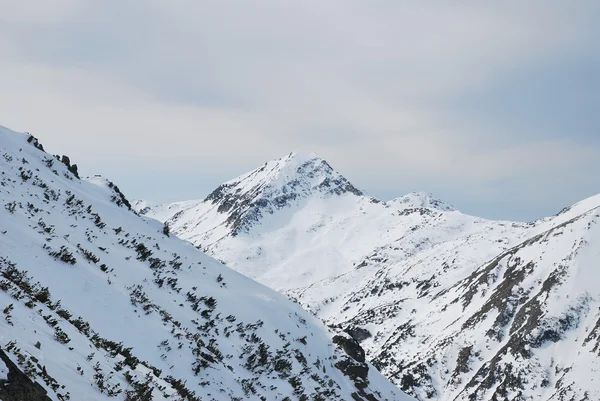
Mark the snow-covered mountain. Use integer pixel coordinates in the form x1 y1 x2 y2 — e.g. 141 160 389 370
134 152 463 290
138 152 600 400
0 126 412 401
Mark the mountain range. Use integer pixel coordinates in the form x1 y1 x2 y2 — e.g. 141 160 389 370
137 151 600 401
0 125 412 401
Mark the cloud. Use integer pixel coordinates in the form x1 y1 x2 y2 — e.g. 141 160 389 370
0 0 598 219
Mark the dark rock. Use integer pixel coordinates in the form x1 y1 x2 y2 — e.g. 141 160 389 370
454 346 473 375
26 134 45 152
106 180 132 210
332 334 372 396
345 327 372 343
333 335 365 363
351 390 378 401
204 156 363 236
0 347 52 401
59 155 80 179
335 358 368 385
68 164 79 178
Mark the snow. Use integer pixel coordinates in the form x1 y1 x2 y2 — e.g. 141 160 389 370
134 199 198 223
387 191 456 212
138 148 600 400
0 125 412 401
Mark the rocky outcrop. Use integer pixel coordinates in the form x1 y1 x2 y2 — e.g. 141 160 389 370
26 134 45 152
0 348 52 401
346 326 372 343
59 155 79 179
333 334 369 389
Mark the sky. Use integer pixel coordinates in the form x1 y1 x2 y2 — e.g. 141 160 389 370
0 1 599 221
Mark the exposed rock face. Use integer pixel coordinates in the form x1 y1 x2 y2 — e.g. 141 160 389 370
59 155 80 179
0 348 52 401
332 334 389 401
346 326 372 343
106 180 132 210
26 134 45 152
333 334 366 363
202 152 363 236
332 335 369 390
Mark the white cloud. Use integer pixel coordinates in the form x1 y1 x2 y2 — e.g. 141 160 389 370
0 0 598 218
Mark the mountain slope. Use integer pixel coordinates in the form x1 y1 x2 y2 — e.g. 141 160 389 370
0 125 412 401
137 153 466 290
139 153 600 400
328 202 600 400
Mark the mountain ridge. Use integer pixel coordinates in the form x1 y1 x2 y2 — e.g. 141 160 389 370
137 152 600 400
0 124 412 401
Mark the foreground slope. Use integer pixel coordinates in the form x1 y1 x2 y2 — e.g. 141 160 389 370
139 153 600 400
0 126 411 401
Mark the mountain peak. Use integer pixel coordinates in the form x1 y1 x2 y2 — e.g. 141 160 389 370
243 151 328 180
246 151 330 185
387 191 456 212
285 150 321 163
203 152 363 235
213 151 362 198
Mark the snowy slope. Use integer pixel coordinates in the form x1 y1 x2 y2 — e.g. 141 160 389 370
138 153 471 290
323 203 600 401
140 153 600 400
0 125 412 401
133 200 197 225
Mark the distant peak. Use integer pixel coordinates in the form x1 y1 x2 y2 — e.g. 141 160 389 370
204 151 362 234
269 151 327 175
227 151 336 190
267 151 334 179
215 151 361 200
387 191 456 212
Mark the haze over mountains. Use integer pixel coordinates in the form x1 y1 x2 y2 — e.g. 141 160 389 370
138 152 600 400
0 125 412 401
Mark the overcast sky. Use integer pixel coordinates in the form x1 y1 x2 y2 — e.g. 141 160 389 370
1 1 599 221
